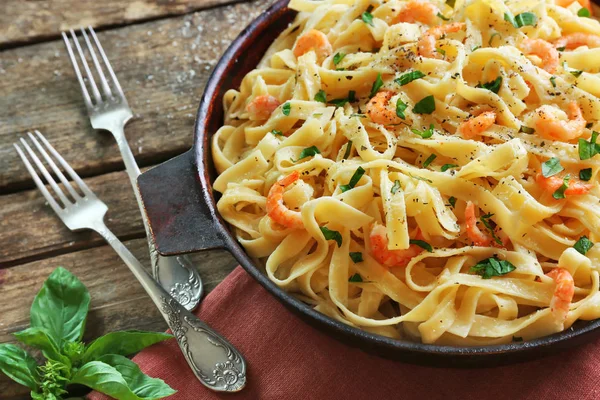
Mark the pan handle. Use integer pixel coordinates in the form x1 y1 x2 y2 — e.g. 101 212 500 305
137 150 226 255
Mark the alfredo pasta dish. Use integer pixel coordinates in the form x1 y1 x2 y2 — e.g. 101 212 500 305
212 0 600 345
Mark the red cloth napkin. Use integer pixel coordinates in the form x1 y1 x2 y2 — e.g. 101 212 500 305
89 266 600 400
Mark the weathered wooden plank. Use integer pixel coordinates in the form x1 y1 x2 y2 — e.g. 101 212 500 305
0 0 246 48
0 238 238 398
0 0 273 193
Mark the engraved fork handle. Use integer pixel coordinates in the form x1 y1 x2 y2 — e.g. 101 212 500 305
91 220 246 392
110 124 202 310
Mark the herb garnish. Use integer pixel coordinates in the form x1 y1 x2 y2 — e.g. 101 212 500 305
470 256 516 279
578 131 600 160
413 95 435 114
333 52 346 66
578 7 591 17
477 76 502 94
570 70 583 78
350 252 364 263
446 0 456 7
437 12 450 21
295 146 321 162
343 141 353 159
448 196 457 208
574 236 594 255
314 90 327 103
340 166 366 192
410 239 433 252
423 154 437 168
348 273 363 282
480 213 503 245
504 12 538 28
395 98 408 119
320 226 342 247
579 168 592 181
519 126 535 134
441 164 458 172
541 157 564 177
329 90 356 107
411 124 435 139
550 76 557 87
391 180 401 194
552 174 570 199
271 129 284 136
395 70 426 86
282 102 291 116
370 73 384 97
361 11 374 27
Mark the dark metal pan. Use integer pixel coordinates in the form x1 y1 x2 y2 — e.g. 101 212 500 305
137 0 600 367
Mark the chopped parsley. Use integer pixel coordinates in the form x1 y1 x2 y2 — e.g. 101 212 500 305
423 154 437 168
441 164 459 172
409 173 433 183
370 73 384 97
271 129 284 136
343 141 353 159
394 70 425 86
436 48 446 56
541 157 564 178
391 180 401 194
470 256 516 279
573 236 594 255
552 174 570 200
448 196 457 208
578 131 600 160
282 102 291 116
570 70 583 78
550 76 557 88
320 226 342 247
361 11 374 27
340 166 366 192
579 168 592 181
396 98 408 119
578 7 591 17
480 213 503 245
472 45 481 51
411 124 435 139
329 90 356 107
349 252 364 263
348 273 363 282
504 12 538 28
409 239 433 252
557 46 566 51
294 146 321 162
314 90 327 103
488 32 501 46
477 76 502 94
519 125 535 134
333 52 346 66
437 12 450 21
350 113 366 118
413 95 435 114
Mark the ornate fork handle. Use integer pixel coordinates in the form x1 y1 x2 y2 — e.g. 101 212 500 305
92 221 246 392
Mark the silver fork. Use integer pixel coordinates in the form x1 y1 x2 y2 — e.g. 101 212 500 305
61 27 202 311
14 131 246 392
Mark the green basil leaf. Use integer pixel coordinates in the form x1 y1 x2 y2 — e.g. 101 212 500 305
578 7 591 17
448 196 457 208
295 146 321 162
503 12 517 27
409 239 433 252
413 95 435 114
70 361 143 400
480 213 503 245
470 257 516 279
477 76 502 94
505 12 537 28
446 0 456 7
30 267 90 348
349 252 363 263
573 236 594 255
579 168 592 181
423 154 437 168
0 344 39 391
519 125 535 134
97 355 176 399
340 166 366 192
396 98 408 119
394 70 425 86
361 11 374 27
271 129 283 137
436 48 446 56
13 327 69 365
370 73 384 97
578 131 600 160
557 46 566 51
570 70 583 78
541 157 564 177
411 124 435 139
441 164 458 172
348 273 363 282
320 226 342 247
552 174 570 199
437 12 450 21
333 52 345 66
329 90 356 107
391 180 401 194
314 90 327 103
83 331 173 364
550 76 557 87
282 102 291 116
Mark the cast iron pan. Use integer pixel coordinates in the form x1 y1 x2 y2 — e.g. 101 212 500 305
137 0 600 367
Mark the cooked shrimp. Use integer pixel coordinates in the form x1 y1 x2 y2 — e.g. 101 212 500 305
546 268 574 323
418 23 465 58
369 223 424 268
458 111 496 139
293 29 332 62
536 173 592 196
366 90 402 125
246 95 281 120
394 0 439 25
555 33 600 50
266 171 304 229
520 38 559 74
534 102 586 141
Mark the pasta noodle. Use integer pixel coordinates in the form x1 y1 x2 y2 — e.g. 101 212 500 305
212 0 600 345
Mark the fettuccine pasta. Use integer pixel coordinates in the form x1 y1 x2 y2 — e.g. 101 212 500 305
212 0 600 345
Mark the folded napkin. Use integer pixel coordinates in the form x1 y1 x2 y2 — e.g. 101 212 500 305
90 266 600 400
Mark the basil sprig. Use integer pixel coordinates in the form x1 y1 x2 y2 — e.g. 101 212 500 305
470 257 516 279
0 268 175 400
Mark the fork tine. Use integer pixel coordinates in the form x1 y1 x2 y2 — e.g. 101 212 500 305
69 29 103 105
14 144 64 215
88 26 126 100
62 32 93 109
27 132 82 200
80 27 113 99
34 130 94 196
19 138 72 207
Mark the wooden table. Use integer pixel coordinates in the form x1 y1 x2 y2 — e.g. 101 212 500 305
0 0 272 397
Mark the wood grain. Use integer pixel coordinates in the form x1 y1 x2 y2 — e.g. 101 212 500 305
0 238 238 399
0 0 273 193
0 0 245 48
